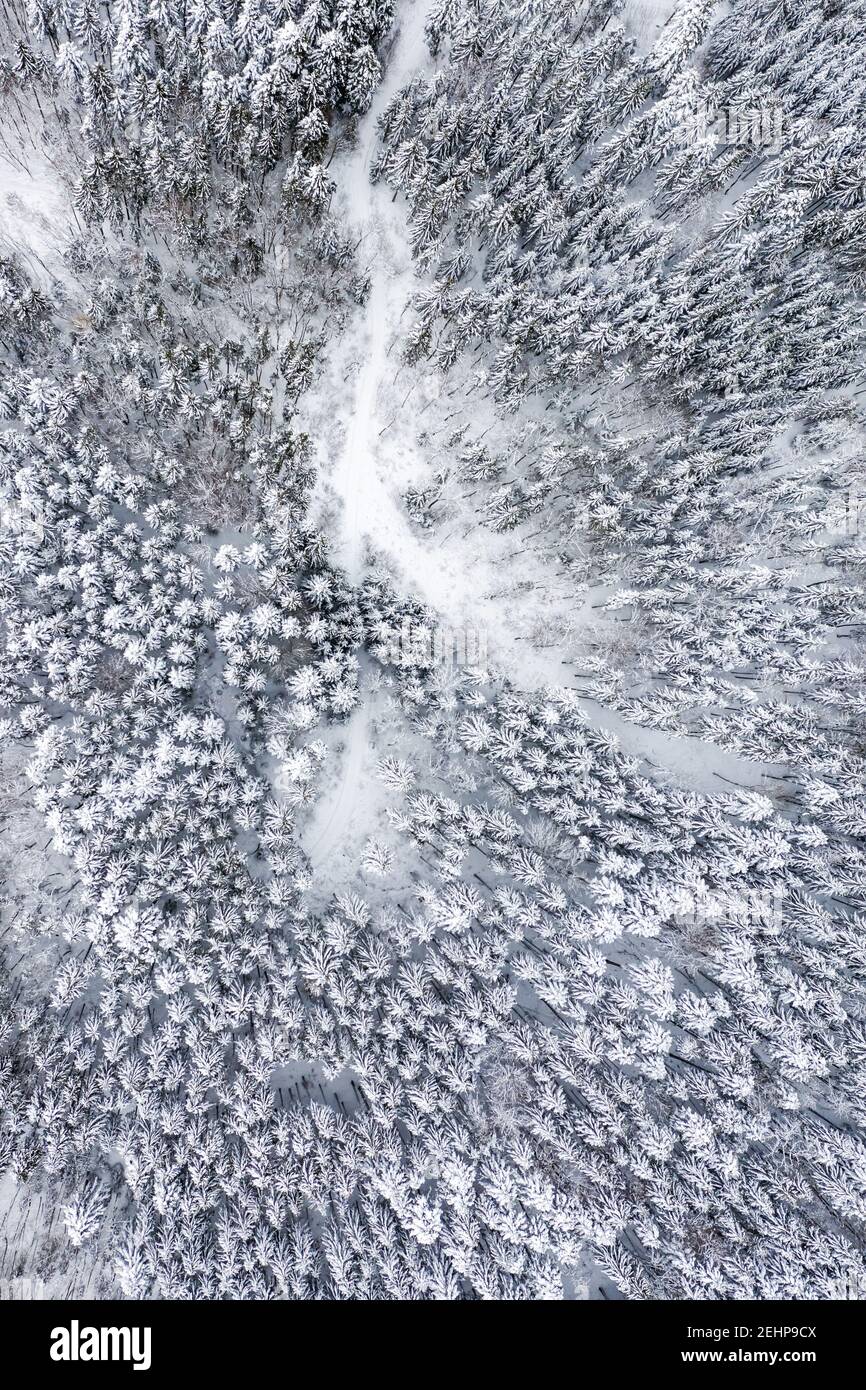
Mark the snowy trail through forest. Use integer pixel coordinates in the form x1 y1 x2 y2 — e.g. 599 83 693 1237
300 4 432 875
328 1 433 584
0 157 76 288
300 671 377 877
301 0 775 875
316 0 587 693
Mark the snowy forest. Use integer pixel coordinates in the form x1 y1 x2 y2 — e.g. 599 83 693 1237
0 0 865 1302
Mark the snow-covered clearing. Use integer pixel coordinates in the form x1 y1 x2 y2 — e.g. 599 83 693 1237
0 155 78 290
299 667 428 892
300 679 380 881
321 1 433 582
620 0 681 54
0 1173 112 1298
576 701 785 797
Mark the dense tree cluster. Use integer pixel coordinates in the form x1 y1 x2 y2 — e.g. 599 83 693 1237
377 0 866 834
3 0 394 236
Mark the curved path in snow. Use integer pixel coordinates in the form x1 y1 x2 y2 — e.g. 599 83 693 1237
328 2 434 585
303 0 776 873
303 4 432 872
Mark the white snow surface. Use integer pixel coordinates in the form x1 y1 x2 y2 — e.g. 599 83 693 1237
620 0 681 54
301 686 377 879
0 154 77 289
322 3 433 584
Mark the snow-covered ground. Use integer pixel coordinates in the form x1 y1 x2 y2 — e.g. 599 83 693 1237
319 2 434 584
620 0 681 53
299 673 423 894
0 155 78 290
299 674 381 882
0 1173 112 1299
